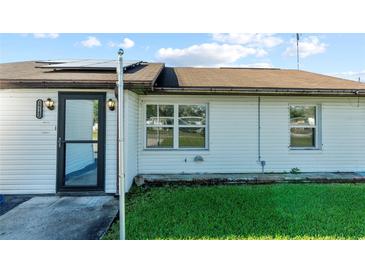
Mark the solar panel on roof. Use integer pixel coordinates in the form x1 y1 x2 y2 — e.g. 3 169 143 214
36 59 144 71
36 59 84 64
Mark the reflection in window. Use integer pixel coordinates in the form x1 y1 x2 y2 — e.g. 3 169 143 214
290 128 315 148
159 105 174 125
179 127 205 148
178 105 206 125
146 104 174 126
146 104 174 148
146 127 174 148
178 105 206 148
65 100 98 141
145 104 208 149
65 143 97 186
290 106 316 126
289 106 318 148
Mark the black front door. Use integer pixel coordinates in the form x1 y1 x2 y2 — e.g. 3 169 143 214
57 92 106 192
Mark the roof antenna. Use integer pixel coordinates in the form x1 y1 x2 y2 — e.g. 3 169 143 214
296 33 300 70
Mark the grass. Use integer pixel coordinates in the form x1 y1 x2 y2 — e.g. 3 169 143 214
103 183 365 240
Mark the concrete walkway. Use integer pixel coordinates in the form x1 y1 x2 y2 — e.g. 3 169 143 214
139 172 365 185
0 195 31 216
0 196 118 240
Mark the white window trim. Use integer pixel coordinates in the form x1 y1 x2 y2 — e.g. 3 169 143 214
143 103 209 150
144 104 174 149
288 104 322 150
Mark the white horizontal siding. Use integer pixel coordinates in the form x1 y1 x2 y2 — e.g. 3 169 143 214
125 90 139 191
0 89 118 195
260 97 365 172
104 90 118 193
138 96 259 174
0 90 58 194
2 90 364 194
137 95 365 175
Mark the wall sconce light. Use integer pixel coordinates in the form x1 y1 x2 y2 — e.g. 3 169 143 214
45 98 55 110
107 99 116 111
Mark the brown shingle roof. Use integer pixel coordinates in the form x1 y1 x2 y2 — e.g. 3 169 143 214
2 61 364 94
0 61 164 90
155 67 365 91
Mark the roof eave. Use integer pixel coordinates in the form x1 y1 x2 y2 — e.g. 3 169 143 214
150 63 165 92
0 80 153 91
152 87 365 96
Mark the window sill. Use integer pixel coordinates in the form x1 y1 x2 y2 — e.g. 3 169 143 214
143 148 209 152
289 147 322 151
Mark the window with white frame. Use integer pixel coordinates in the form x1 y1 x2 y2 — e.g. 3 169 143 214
146 104 174 148
289 105 318 148
145 104 207 149
178 104 207 148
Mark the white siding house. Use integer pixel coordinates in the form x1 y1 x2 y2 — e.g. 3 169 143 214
1 61 365 195
0 89 119 194
137 95 365 175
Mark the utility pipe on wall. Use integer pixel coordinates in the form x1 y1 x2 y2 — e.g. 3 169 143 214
257 96 265 173
257 96 261 163
117 48 126 240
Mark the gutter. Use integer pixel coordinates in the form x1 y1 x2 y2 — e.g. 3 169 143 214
0 80 152 91
152 87 365 96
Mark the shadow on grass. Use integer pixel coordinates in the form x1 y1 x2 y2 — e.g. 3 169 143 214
104 184 365 240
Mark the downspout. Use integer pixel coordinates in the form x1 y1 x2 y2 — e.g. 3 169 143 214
257 96 265 173
117 49 126 240
116 96 119 194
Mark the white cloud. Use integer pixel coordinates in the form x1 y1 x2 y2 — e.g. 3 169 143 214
156 43 267 67
255 49 268 58
284 36 327 58
120 38 135 49
107 41 117 48
327 70 365 82
80 36 101 48
212 33 283 48
108 38 135 49
33 33 59 39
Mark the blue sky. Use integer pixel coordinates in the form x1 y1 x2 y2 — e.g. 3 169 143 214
0 33 364 81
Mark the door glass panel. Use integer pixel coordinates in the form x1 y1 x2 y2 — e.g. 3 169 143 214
65 143 98 186
65 100 98 140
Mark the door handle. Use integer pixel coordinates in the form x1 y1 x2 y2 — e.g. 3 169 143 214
58 137 64 148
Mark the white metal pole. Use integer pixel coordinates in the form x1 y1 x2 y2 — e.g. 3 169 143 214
117 48 125 240
296 33 300 70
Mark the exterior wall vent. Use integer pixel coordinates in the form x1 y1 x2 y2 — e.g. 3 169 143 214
194 155 204 162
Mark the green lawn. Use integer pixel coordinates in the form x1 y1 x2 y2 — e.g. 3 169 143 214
103 184 365 240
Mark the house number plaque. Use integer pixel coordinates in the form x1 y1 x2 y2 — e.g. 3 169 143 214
36 99 44 119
